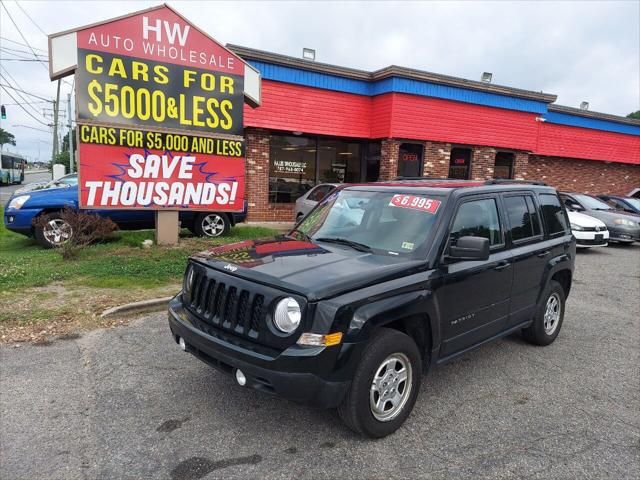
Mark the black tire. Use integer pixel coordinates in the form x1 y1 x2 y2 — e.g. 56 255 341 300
34 212 73 249
338 328 422 438
193 212 230 238
522 280 566 346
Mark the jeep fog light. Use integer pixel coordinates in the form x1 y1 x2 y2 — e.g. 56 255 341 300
297 332 343 347
235 369 247 386
273 297 301 333
178 337 186 351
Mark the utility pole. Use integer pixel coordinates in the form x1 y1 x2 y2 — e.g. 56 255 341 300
51 79 61 164
67 92 74 173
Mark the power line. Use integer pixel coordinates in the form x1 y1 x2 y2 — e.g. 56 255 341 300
0 1 48 71
0 36 47 53
1 100 50 106
15 1 48 36
0 84 49 126
0 82 51 102
0 58 49 62
1 66 43 116
0 45 48 57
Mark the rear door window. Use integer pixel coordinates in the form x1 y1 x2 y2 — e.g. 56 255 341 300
538 193 570 236
504 195 542 242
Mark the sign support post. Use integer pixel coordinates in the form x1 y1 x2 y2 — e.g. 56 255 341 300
155 211 180 245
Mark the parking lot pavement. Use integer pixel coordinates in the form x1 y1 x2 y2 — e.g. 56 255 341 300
1 246 639 480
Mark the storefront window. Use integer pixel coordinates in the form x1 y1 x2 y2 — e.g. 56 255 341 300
269 135 364 203
398 143 424 178
269 135 316 203
494 152 514 179
365 142 381 182
318 140 361 183
448 147 472 179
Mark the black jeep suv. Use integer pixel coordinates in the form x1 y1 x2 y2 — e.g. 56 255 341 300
168 180 575 437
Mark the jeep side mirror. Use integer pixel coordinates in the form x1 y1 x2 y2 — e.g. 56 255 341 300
566 202 583 211
448 236 490 261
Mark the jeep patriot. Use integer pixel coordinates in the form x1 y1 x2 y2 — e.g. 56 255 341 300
168 179 576 437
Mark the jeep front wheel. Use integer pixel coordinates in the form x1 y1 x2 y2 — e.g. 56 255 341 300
338 328 421 438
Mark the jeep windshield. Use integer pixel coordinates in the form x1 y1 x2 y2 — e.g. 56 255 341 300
293 189 444 257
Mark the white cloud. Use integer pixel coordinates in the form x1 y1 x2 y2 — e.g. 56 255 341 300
1 0 638 162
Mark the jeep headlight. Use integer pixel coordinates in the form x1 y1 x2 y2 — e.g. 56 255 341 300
8 195 30 210
570 223 585 231
614 218 635 226
273 297 301 333
183 266 194 300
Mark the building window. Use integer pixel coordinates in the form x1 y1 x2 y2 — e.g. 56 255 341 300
269 135 316 203
318 139 361 183
448 147 472 179
364 142 381 182
398 143 424 178
494 152 514 179
269 135 363 203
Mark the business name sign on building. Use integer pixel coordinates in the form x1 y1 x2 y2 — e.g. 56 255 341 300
49 4 259 211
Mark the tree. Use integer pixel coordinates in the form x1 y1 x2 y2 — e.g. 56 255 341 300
627 111 640 120
0 128 16 148
61 127 76 153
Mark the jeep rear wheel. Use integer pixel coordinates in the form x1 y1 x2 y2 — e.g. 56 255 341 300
522 280 565 346
338 328 421 438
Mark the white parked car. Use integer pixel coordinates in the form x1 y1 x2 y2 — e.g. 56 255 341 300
567 211 609 248
294 183 339 222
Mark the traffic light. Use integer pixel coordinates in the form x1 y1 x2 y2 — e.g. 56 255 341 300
0 105 6 120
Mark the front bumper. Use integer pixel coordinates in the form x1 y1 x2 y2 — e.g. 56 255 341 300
608 225 640 243
168 297 356 408
3 207 38 236
573 229 609 247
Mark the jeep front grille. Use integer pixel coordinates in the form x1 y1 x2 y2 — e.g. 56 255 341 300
187 269 265 336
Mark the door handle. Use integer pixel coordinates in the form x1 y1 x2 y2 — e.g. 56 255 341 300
537 250 551 258
494 262 511 271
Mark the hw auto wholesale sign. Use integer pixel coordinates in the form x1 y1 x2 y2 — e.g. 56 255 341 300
49 4 260 211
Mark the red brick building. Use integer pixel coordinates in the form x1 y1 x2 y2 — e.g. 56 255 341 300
227 45 640 222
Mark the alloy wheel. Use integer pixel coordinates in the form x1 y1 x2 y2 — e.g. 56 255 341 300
43 219 73 246
369 353 413 422
201 214 225 237
543 292 561 335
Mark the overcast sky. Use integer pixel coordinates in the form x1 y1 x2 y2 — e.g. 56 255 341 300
1 0 638 163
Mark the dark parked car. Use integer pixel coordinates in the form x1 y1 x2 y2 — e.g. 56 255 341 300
4 182 247 248
169 179 576 437
597 194 640 215
559 192 640 244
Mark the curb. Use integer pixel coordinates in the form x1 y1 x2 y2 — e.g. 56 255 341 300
100 296 173 318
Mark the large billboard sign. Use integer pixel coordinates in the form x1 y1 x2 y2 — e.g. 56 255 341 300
48 4 257 211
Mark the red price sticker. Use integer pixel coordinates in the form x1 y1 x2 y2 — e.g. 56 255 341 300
389 194 441 214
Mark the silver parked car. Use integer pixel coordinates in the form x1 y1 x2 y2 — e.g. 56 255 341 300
294 183 339 222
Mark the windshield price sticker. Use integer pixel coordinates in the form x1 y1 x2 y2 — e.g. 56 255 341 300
389 194 441 214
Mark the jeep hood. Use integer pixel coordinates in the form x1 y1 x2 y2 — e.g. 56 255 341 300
190 237 425 301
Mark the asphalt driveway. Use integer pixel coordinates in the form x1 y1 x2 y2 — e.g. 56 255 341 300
1 244 638 479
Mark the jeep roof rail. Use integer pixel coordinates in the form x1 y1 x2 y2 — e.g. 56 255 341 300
483 179 548 186
390 176 468 181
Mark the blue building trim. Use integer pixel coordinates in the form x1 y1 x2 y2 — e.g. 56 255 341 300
249 60 639 136
249 60 548 114
544 112 640 136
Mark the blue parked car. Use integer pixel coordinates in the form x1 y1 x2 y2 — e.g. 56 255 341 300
4 180 247 248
